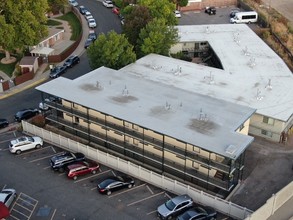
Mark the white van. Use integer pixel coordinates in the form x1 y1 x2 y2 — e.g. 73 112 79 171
230 11 258 24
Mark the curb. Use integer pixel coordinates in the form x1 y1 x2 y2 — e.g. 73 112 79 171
0 77 47 100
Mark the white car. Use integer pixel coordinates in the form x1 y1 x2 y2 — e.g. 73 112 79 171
68 0 78 7
174 10 181 18
86 14 93 21
0 188 17 208
103 0 113 8
9 136 43 154
39 101 49 111
88 18 97 28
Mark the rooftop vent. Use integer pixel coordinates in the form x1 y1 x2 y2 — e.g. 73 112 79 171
242 46 250 56
256 89 263 101
225 145 237 158
204 72 215 84
165 101 171 110
265 79 273 90
174 66 182 76
122 85 129 96
248 57 256 68
233 32 240 45
199 108 208 121
96 81 103 90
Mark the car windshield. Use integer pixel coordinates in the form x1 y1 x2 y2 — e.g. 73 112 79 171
99 179 115 188
27 137 34 142
194 207 206 214
165 199 176 211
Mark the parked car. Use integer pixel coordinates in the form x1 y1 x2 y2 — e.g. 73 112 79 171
112 7 120 15
63 55 80 68
0 118 9 129
88 30 97 41
118 14 125 25
14 108 39 122
0 188 17 208
102 0 114 8
66 160 100 180
49 65 67 78
39 102 49 111
174 10 181 18
88 18 97 28
68 0 78 7
79 5 87 14
84 11 93 20
97 175 135 195
50 151 86 172
9 136 43 154
177 206 217 220
157 194 193 220
205 6 216 15
84 38 94 49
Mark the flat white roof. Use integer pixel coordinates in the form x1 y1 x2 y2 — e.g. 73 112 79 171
121 24 293 122
36 66 255 159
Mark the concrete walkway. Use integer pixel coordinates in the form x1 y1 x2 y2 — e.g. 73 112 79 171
0 8 90 100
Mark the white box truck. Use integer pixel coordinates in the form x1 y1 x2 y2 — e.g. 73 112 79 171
230 11 258 24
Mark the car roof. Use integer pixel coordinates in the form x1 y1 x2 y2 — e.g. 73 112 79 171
171 194 192 205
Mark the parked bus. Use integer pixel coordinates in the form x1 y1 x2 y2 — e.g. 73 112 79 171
230 11 258 24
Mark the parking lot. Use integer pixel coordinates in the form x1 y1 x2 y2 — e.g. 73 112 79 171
0 129 233 220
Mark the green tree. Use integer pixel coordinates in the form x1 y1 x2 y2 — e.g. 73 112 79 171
87 31 136 70
174 0 188 9
47 0 67 13
0 0 48 61
138 0 177 25
137 18 179 58
123 5 152 46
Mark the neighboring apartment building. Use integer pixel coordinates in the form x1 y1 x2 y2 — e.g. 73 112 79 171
36 66 255 197
121 24 293 143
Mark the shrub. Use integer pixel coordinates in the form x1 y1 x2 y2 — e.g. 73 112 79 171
31 114 46 128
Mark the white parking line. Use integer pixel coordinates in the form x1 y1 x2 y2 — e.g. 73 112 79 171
127 191 165 206
50 209 57 220
146 185 154 195
29 153 59 163
146 210 157 216
74 169 111 183
0 138 12 144
165 192 172 199
43 166 51 170
108 183 146 198
0 148 9 151
51 146 57 153
111 170 116 176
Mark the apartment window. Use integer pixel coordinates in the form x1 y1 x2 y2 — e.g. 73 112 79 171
261 130 273 137
132 124 137 130
263 116 274 125
133 139 138 146
75 117 79 123
125 136 129 143
192 162 199 169
193 146 200 153
73 103 78 109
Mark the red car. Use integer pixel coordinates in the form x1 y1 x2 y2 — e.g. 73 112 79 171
112 7 120 15
66 160 99 180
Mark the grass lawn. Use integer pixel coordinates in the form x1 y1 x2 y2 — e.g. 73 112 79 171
57 12 82 41
47 19 62 26
0 53 21 77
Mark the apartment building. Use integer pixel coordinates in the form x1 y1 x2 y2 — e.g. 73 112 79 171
121 24 293 143
36 65 255 196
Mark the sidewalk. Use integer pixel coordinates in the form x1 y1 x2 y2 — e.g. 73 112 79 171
0 9 90 100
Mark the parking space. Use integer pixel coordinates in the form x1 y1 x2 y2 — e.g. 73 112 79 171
9 193 38 220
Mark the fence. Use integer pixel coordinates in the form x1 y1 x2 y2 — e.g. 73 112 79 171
22 121 253 220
